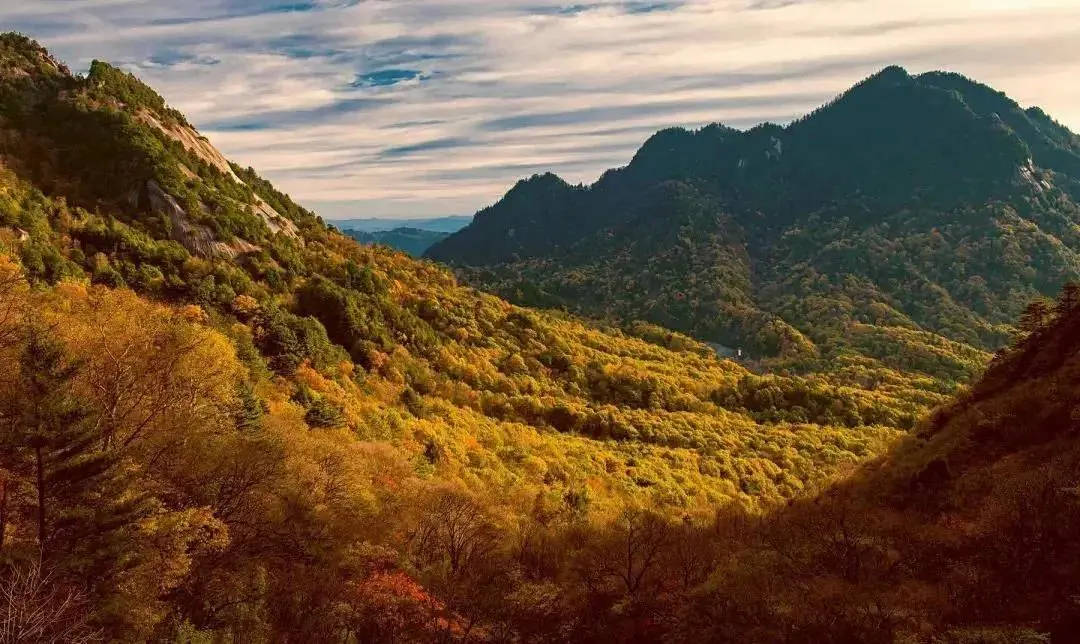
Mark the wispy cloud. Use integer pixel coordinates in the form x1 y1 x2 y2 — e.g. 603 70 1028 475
1 0 1078 218
352 69 428 88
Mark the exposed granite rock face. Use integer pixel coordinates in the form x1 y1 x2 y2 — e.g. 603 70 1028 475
254 196 301 240
139 109 239 179
138 109 302 244
146 180 258 259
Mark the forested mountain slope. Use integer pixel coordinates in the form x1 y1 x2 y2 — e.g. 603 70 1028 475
665 286 1080 642
0 34 955 640
428 66 1080 384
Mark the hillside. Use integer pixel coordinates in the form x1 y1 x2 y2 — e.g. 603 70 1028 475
664 285 1080 641
0 34 953 640
428 66 1080 386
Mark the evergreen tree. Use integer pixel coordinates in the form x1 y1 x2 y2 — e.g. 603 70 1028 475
1018 299 1053 335
1056 281 1080 316
10 330 151 585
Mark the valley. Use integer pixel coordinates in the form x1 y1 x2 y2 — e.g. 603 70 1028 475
0 31 1077 643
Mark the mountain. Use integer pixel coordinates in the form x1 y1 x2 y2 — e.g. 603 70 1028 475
0 33 953 640
332 214 472 234
428 66 1080 385
343 226 451 256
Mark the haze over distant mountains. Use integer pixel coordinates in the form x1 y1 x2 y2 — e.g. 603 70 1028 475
429 66 1080 382
340 227 451 257
331 215 472 234
332 215 471 255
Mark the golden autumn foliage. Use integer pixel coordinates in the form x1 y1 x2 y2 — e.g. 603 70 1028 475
0 233 924 640
1 223 1064 642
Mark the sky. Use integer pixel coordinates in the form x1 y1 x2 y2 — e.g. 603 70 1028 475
2 1 1079 220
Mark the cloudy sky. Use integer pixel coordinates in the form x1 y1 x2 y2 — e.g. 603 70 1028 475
2 1 1079 219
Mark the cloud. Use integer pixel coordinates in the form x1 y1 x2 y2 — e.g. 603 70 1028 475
147 0 364 25
478 91 827 131
379 137 471 158
527 1 684 16
203 97 394 130
145 51 222 67
622 2 684 14
352 69 427 88
1 0 1078 219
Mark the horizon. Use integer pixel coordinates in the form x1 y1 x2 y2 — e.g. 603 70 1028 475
2 1 1078 219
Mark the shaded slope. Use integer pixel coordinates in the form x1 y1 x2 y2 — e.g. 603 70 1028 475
671 287 1080 642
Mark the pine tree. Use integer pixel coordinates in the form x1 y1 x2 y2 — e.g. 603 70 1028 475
10 330 151 579
1057 281 1080 316
10 330 94 554
1018 299 1053 335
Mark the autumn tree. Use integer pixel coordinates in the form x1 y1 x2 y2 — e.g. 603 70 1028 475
578 507 673 604
1057 281 1080 316
409 488 502 640
0 557 99 644
7 330 156 594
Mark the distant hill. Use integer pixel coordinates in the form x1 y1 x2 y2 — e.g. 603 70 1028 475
429 66 1080 385
332 214 471 234
343 226 450 256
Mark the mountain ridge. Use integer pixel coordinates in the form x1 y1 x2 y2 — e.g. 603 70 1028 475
332 215 472 234
343 226 451 256
0 24 927 584
428 66 1080 382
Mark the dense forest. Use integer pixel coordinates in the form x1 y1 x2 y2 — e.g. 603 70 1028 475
0 33 1075 642
428 66 1080 388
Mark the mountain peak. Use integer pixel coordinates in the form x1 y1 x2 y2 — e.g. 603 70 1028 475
0 34 314 262
0 32 69 80
867 64 911 84
510 171 570 192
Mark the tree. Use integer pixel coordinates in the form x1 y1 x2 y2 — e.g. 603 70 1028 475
409 488 501 640
304 397 344 428
1018 299 1053 335
665 516 719 592
48 287 241 455
334 570 448 644
583 507 673 599
1057 281 1080 316
411 489 498 579
9 330 102 553
0 256 25 352
9 329 153 567
0 557 99 644
0 328 161 639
